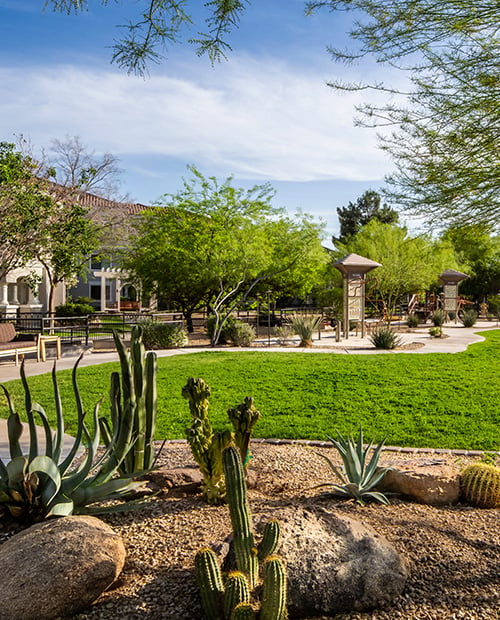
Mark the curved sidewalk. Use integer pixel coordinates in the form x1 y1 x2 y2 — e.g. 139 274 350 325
0 322 498 385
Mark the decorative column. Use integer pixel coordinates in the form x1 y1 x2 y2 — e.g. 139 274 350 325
439 269 469 318
333 253 381 339
0 282 17 315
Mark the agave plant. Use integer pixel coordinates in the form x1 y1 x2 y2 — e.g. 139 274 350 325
0 357 142 527
315 428 391 506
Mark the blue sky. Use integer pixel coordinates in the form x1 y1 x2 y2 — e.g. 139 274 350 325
0 0 399 242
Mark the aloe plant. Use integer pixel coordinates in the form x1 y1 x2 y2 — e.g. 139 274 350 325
315 428 391 506
289 314 322 347
0 358 142 527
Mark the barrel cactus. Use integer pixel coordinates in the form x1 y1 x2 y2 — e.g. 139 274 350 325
460 462 500 508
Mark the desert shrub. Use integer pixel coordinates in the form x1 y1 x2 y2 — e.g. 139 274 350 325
206 315 237 344
428 326 443 338
140 320 188 349
370 326 403 349
229 320 256 347
274 324 294 344
460 309 478 327
431 309 447 327
406 314 420 328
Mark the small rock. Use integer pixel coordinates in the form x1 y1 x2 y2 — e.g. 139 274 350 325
0 515 126 620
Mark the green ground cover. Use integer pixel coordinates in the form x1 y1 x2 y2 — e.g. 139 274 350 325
1 330 499 451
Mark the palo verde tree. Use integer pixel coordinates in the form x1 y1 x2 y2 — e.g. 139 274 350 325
306 0 500 229
123 167 327 343
333 190 399 246
334 220 458 320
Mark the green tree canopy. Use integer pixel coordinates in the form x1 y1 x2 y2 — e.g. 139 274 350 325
0 142 53 280
123 167 327 341
307 0 500 229
334 190 398 246
441 224 500 302
334 220 457 318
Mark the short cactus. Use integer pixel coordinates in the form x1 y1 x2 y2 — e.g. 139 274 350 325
195 446 287 620
460 462 500 508
260 556 287 620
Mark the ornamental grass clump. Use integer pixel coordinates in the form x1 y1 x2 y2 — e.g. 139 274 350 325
315 428 392 506
431 309 447 327
460 309 478 327
369 326 403 350
406 313 420 328
290 314 322 347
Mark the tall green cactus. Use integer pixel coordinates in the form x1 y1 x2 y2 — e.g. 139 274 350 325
460 462 500 508
99 326 157 475
195 446 287 620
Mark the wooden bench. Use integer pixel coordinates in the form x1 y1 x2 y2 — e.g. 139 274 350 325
0 323 40 366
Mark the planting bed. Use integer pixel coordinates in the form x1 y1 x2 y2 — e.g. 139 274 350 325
64 442 499 620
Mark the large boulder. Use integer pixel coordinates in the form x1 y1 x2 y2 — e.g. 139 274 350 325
256 506 409 618
0 515 126 620
382 460 461 505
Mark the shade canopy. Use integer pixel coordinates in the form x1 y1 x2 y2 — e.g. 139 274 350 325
333 253 381 276
439 269 469 283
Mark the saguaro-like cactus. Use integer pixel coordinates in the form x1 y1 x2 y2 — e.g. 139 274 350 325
195 446 287 620
460 462 500 508
99 326 158 475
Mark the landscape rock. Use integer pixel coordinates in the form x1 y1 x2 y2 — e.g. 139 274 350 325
255 506 409 618
382 460 460 505
0 515 126 620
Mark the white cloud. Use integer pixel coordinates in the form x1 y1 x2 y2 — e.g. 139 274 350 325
1 54 391 182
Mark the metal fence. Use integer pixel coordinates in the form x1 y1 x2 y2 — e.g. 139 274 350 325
0 312 185 345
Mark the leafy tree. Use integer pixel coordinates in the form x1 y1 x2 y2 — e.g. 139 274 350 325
0 142 53 280
123 167 327 343
334 220 457 320
441 225 500 302
35 201 100 316
333 190 398 245
306 1 499 229
46 0 249 74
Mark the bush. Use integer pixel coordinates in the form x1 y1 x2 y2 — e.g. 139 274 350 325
206 315 237 344
428 326 443 338
460 309 478 328
229 320 256 347
55 298 95 318
406 314 420 328
370 326 403 350
431 309 447 327
140 320 188 349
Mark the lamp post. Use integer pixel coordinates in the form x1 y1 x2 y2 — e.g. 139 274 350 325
267 290 271 347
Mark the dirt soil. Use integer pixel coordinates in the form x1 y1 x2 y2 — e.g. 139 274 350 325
71 442 499 620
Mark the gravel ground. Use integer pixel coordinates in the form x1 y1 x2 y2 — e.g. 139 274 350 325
68 442 500 620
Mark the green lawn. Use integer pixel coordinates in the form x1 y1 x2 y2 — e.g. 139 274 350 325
1 330 499 451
